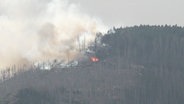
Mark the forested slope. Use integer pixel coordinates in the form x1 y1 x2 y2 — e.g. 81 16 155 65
0 25 184 104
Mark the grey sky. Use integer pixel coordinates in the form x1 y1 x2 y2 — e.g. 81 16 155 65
71 0 184 27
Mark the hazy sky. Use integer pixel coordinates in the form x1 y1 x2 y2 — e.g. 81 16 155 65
71 0 184 27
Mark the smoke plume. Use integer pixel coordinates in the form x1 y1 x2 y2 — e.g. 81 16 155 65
0 0 107 69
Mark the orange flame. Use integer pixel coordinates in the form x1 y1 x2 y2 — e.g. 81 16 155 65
90 57 99 62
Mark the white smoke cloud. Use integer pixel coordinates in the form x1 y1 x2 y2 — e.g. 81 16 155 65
0 0 107 69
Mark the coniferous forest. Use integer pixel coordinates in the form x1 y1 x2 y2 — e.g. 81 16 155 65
0 25 184 104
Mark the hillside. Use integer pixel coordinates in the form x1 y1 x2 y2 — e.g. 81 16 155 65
0 25 184 104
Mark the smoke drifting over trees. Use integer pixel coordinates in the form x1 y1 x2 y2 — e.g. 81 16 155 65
0 25 184 104
0 0 107 69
